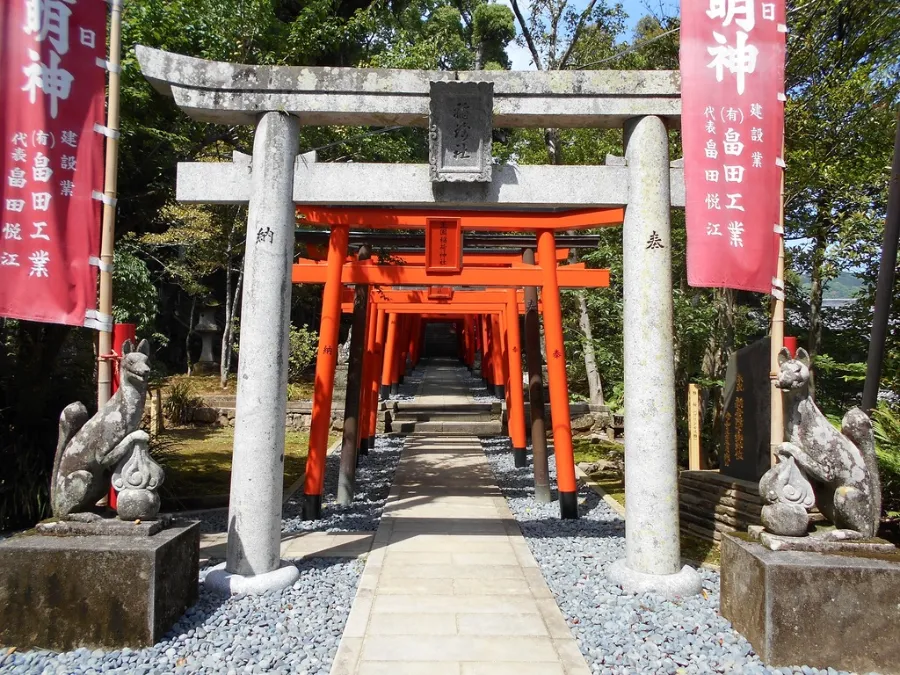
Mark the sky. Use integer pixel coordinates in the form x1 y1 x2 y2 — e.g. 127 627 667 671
500 0 679 70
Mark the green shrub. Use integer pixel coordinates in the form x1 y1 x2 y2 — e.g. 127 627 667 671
163 381 203 425
289 324 318 383
873 402 900 516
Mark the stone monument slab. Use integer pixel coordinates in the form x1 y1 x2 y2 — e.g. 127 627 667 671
720 533 900 673
0 521 199 650
721 337 771 482
428 81 492 183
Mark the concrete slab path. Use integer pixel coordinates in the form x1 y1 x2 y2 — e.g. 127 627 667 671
330 361 589 674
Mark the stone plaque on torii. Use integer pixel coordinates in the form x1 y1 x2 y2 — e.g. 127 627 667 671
428 81 493 183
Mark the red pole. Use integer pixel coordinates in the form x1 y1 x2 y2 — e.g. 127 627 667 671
783 335 798 358
369 307 387 446
392 315 407 394
108 322 136 510
499 310 511 409
490 313 505 399
111 323 136 395
505 290 528 467
358 298 377 455
538 229 578 519
407 316 419 372
302 224 350 520
481 315 490 386
381 313 398 399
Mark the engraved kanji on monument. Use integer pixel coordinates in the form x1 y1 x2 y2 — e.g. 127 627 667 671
429 81 493 183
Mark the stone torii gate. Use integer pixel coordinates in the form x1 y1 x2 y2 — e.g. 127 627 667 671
137 46 700 598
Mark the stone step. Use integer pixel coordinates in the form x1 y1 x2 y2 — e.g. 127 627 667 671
393 411 496 422
392 420 503 435
391 401 496 412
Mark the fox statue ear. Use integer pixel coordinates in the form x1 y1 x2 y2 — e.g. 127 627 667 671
795 347 811 368
777 347 791 367
121 339 133 355
137 339 151 357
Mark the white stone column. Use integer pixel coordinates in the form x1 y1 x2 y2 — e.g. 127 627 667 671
608 115 701 598
207 112 300 594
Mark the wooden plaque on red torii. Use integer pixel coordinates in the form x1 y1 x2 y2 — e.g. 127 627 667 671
425 217 462 273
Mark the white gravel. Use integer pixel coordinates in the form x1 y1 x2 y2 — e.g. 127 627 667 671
481 436 860 675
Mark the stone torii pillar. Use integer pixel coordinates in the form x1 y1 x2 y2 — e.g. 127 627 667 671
205 112 301 594
608 115 701 598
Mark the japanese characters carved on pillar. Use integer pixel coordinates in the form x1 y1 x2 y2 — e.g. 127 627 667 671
428 81 493 183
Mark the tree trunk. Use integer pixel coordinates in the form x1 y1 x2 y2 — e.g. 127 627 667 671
220 237 234 388
700 289 735 461
578 292 603 405
186 297 196 376
223 266 244 380
808 229 826 400
544 128 561 165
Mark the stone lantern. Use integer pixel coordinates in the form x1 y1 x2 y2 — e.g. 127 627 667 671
194 305 220 374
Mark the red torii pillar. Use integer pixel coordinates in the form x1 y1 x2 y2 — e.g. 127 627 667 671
303 224 349 520
358 297 378 457
490 314 505 399
407 316 420 373
392 315 407 393
381 313 398 399
538 230 578 519
505 289 529 467
479 314 491 390
367 307 387 448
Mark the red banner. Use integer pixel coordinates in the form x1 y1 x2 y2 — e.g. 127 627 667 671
681 0 786 293
0 0 107 326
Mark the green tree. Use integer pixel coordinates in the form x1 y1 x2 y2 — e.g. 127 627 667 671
783 0 900 400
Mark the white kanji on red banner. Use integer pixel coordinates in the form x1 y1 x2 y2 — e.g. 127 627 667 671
1 0 106 325
681 0 786 293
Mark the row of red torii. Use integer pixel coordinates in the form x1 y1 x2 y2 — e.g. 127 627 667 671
292 208 617 522
137 46 702 597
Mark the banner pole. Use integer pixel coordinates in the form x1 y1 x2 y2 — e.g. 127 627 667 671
97 0 124 408
769 140 786 467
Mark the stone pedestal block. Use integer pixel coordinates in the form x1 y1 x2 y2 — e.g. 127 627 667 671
0 521 199 650
721 534 900 674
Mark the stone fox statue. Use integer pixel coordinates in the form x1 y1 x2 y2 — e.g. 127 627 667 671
51 339 152 518
763 347 881 537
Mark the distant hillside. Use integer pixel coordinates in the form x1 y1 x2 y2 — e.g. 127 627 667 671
799 272 864 300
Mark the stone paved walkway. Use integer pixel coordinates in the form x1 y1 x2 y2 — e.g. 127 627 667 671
330 363 590 675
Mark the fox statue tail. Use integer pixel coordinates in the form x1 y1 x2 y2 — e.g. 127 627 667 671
842 407 881 535
50 402 90 517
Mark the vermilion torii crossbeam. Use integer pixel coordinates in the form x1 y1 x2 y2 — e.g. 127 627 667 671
303 245 571 266
297 206 625 231
338 289 546 312
292 261 610 288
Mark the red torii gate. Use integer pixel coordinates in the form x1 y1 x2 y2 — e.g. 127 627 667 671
292 207 621 520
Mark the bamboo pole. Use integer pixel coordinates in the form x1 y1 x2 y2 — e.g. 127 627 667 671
96 0 125 408
769 141 787 466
